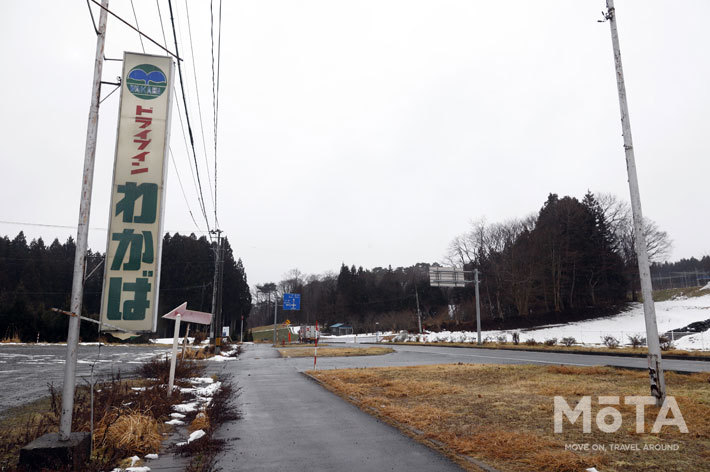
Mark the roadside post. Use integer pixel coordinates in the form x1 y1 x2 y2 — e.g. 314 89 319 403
313 320 319 370
162 302 213 396
429 267 483 344
282 293 300 345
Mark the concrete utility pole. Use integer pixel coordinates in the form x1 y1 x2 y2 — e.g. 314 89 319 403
209 229 222 349
415 287 422 334
59 0 109 441
474 269 481 345
604 0 665 405
272 293 278 345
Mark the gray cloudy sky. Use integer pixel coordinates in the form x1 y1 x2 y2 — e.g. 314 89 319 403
1 0 708 287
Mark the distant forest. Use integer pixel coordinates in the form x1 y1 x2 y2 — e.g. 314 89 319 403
251 192 683 333
0 233 251 342
1 192 701 340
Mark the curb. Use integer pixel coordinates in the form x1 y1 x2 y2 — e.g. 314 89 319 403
378 342 710 362
302 372 502 472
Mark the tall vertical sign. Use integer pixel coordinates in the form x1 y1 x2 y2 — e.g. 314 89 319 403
100 52 174 332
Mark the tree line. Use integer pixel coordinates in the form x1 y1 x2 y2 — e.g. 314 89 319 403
0 232 251 342
251 192 674 333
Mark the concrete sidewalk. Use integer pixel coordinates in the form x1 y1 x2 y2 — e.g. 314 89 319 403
214 343 463 471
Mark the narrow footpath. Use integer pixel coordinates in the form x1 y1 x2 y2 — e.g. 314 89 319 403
214 343 463 471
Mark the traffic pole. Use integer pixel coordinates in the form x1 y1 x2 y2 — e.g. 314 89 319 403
59 0 109 441
604 0 665 405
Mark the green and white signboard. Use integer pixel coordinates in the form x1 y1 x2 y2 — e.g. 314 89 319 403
100 52 174 333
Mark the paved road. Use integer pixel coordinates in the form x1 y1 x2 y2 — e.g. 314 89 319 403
0 343 168 416
215 343 464 471
329 343 710 373
214 343 709 471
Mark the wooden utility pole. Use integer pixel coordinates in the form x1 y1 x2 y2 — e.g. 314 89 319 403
603 0 665 405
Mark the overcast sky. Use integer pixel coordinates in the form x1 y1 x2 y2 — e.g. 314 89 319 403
1 0 708 287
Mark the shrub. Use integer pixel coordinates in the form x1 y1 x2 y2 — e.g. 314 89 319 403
544 338 557 346
659 336 674 351
561 337 576 347
627 334 645 348
496 334 508 344
193 330 207 345
512 332 520 345
525 338 538 346
602 335 620 349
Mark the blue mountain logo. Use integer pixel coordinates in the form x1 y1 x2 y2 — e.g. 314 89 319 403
126 64 167 100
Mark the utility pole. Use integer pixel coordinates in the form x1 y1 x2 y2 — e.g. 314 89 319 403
415 287 422 334
474 269 481 345
215 233 225 354
59 0 109 442
209 229 222 350
272 293 278 345
603 0 665 405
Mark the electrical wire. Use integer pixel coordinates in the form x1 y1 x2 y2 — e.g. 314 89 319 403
129 0 146 52
210 0 223 228
169 147 200 229
184 0 216 217
167 0 213 234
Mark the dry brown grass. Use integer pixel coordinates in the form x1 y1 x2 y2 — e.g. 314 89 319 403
278 346 394 358
188 410 210 433
309 364 710 472
93 408 163 456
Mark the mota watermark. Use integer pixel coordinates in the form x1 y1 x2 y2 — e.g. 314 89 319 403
554 396 688 434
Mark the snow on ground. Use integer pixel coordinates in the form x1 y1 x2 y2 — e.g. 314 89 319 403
324 295 710 350
176 429 206 447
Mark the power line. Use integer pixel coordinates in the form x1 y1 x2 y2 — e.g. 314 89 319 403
184 0 216 217
211 0 223 228
169 147 200 230
89 0 181 60
172 89 204 226
167 0 213 234
129 0 146 52
0 220 208 234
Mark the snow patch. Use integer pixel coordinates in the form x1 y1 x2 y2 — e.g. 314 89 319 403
384 294 710 350
165 419 184 425
173 401 199 413
176 429 206 447
144 454 159 460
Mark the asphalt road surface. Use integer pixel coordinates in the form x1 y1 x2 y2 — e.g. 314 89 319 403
0 343 168 416
213 343 709 471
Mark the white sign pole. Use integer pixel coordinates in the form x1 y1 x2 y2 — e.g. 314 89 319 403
167 313 181 396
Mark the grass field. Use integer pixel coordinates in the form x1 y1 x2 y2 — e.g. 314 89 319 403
278 346 393 358
250 324 295 343
309 364 710 472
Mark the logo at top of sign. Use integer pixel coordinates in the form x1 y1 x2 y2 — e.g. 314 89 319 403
126 64 167 100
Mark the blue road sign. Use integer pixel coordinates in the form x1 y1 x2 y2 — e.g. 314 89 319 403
283 293 301 311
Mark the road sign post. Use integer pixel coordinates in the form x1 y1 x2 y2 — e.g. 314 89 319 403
429 267 483 345
162 302 213 395
283 293 301 311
